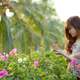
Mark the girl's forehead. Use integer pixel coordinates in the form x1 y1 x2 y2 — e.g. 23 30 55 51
67 24 73 29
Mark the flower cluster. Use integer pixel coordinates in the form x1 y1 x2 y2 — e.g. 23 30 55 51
0 48 17 61
0 48 17 78
34 60 39 68
70 58 78 65
0 69 8 78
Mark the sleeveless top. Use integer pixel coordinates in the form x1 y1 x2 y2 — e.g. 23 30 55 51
72 39 80 56
70 39 80 77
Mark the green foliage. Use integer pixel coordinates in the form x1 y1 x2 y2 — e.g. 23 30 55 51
0 0 64 53
0 50 76 80
0 16 13 52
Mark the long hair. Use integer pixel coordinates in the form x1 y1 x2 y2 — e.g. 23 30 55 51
65 16 80 54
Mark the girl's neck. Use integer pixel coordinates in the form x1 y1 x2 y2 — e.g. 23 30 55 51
77 33 80 39
77 36 80 41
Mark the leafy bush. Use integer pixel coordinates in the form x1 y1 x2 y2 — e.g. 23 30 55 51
0 49 76 80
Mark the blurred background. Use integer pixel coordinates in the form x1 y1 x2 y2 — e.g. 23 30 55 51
0 0 64 53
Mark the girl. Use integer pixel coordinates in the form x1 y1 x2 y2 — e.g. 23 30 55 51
55 16 80 80
65 16 80 80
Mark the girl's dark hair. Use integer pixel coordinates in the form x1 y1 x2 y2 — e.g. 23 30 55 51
65 16 80 53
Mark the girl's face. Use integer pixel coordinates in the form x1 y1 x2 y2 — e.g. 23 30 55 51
69 25 77 37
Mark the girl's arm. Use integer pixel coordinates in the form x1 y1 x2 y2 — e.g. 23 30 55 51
69 53 80 59
53 48 80 60
53 49 71 60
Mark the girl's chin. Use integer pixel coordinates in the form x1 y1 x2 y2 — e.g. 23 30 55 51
71 34 76 37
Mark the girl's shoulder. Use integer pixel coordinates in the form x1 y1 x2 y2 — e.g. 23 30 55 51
72 39 80 53
75 39 80 46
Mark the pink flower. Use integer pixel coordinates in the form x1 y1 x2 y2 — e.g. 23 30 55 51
0 70 8 78
0 53 8 61
1 55 9 61
34 60 39 68
70 58 78 65
9 48 17 56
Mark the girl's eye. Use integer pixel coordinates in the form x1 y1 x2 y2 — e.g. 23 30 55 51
69 27 72 30
68 27 71 30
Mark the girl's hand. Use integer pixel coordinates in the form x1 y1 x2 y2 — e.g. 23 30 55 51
53 49 71 60
53 49 64 55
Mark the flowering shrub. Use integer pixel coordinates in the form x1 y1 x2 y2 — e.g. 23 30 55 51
0 48 17 79
0 70 8 78
0 49 76 80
